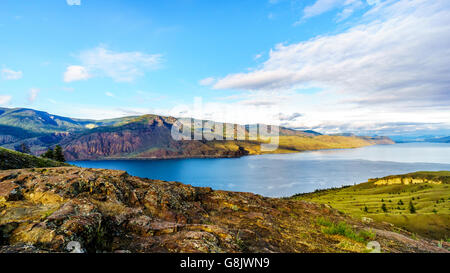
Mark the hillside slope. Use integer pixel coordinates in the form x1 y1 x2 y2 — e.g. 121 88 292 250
0 107 394 161
0 147 68 170
0 167 446 253
294 171 450 240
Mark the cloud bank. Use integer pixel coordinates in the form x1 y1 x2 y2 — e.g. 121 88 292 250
213 0 450 110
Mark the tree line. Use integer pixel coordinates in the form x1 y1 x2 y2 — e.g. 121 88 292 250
16 142 66 162
42 145 66 162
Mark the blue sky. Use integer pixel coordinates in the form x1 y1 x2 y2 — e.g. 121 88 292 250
1 0 450 136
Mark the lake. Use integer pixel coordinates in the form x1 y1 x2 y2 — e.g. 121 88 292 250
71 142 450 197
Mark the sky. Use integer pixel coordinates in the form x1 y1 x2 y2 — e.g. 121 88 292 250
0 0 450 136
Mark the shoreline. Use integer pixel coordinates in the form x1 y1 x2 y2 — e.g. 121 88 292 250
67 143 388 162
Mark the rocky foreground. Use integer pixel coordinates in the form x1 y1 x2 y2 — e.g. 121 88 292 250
0 167 446 253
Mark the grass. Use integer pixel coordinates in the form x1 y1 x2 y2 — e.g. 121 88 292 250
316 217 375 243
295 171 450 240
0 147 69 170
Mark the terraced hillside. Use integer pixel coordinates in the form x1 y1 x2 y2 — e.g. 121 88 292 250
294 172 450 240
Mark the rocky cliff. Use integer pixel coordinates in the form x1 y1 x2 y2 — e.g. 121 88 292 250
369 171 450 186
0 167 445 253
59 115 250 160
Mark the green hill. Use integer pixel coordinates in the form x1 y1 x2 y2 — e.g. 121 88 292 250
293 171 450 240
0 147 68 170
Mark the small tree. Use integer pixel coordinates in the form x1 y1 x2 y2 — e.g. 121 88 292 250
17 143 31 154
364 206 369 213
381 203 388 213
409 201 416 214
54 145 66 162
42 148 54 160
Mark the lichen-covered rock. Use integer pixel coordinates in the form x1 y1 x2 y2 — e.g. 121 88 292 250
0 167 447 253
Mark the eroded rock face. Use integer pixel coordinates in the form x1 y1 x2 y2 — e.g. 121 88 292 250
0 167 446 253
372 177 442 185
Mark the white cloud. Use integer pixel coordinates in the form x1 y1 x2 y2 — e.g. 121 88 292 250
200 0 450 134
301 0 364 21
64 65 91 82
1 68 23 80
213 0 450 110
198 77 216 86
69 46 163 82
366 0 380 5
0 95 12 105
28 88 40 103
105 92 115 97
279 112 303 121
66 0 81 6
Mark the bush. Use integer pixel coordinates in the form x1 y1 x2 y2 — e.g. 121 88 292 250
41 145 66 162
316 217 333 227
409 201 416 214
42 148 54 159
322 222 375 243
317 218 375 243
54 145 66 162
16 143 31 154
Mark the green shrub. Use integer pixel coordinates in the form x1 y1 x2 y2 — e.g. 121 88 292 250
318 218 375 243
409 201 416 214
316 217 333 227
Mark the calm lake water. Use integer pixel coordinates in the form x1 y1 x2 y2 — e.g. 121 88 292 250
72 143 450 197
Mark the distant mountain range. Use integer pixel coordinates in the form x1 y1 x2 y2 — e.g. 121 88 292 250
424 136 450 143
0 107 394 161
389 135 450 143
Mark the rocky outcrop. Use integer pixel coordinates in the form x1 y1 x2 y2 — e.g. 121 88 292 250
0 167 446 253
372 177 442 186
369 172 450 186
